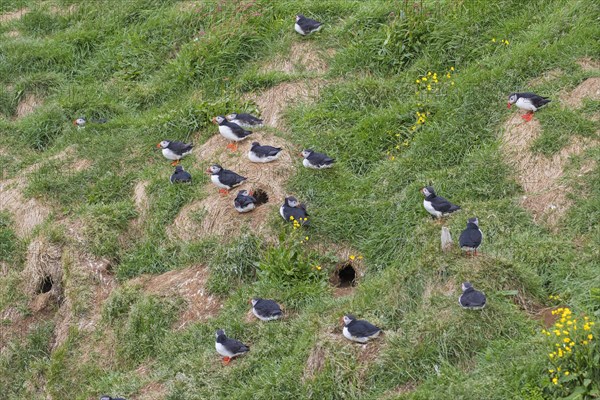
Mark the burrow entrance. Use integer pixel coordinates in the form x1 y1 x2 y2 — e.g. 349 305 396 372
38 275 53 294
330 263 357 297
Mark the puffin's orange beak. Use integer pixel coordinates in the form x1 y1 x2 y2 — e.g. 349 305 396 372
249 191 254 196
156 143 161 148
299 153 303 157
205 168 211 173
507 103 512 109
73 120 77 125
211 117 217 124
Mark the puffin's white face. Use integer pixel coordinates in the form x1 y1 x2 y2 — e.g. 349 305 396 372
301 149 312 158
508 94 518 104
215 116 226 124
75 118 86 126
461 282 471 291
239 189 250 196
342 315 353 325
287 197 298 207
159 140 170 149
226 113 237 120
100 397 111 400
208 165 222 174
251 298 259 306
296 15 301 21
469 217 479 226
421 187 431 197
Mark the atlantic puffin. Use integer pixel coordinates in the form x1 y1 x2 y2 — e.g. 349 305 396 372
215 329 250 365
342 315 382 343
206 164 247 195
250 298 283 321
73 117 108 128
280 196 309 225
100 396 126 400
157 140 194 166
234 189 269 213
459 217 483 256
248 142 283 163
507 92 551 122
226 113 263 128
295 14 323 36
213 115 253 151
301 149 335 169
458 282 486 310
170 165 192 184
421 186 461 218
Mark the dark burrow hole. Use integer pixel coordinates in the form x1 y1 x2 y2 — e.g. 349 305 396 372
38 275 53 294
337 264 356 288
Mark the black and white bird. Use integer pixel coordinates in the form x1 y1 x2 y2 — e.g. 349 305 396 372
459 217 483 256
280 196 309 225
248 142 283 163
73 117 108 128
170 165 192 184
215 329 250 365
234 189 269 213
507 92 551 122
226 113 263 129
100 396 126 400
214 115 253 151
301 149 335 169
342 315 382 343
157 140 194 166
206 164 247 195
295 14 323 36
250 298 283 321
458 282 486 310
421 186 461 218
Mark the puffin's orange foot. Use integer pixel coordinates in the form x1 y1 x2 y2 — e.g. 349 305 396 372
521 112 533 122
222 357 231 365
219 189 228 196
171 160 180 166
226 143 238 152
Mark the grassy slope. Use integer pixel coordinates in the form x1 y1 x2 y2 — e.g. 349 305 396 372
0 0 599 399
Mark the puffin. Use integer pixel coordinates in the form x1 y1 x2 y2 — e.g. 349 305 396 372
507 92 551 122
170 165 192 184
342 315 382 343
458 282 486 310
213 115 253 151
250 298 283 321
73 117 108 128
248 142 283 163
280 196 309 226
301 149 335 169
459 217 483 256
226 113 264 128
215 329 250 365
206 164 247 195
234 189 269 213
295 14 323 36
100 396 126 400
157 140 194 166
420 186 461 218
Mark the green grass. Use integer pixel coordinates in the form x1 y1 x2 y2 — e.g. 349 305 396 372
0 0 599 399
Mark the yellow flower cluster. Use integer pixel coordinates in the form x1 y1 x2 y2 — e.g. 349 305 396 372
491 38 509 45
289 215 308 230
548 294 561 301
415 68 455 95
348 254 363 261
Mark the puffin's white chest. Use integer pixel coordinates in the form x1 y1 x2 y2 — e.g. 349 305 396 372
423 200 441 217
515 97 537 111
252 307 277 321
343 327 367 343
303 159 319 169
211 174 230 189
219 125 244 141
279 205 286 220
294 23 305 35
162 148 181 161
215 342 233 357
236 202 255 213
249 150 280 163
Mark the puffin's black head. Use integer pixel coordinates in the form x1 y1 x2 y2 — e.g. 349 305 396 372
421 186 436 197
214 115 227 125
285 196 299 207
300 149 313 158
251 141 260 148
467 217 479 227
507 93 518 108
342 314 356 326
462 282 473 292
174 165 184 172
157 140 170 149
206 164 222 174
237 189 250 197
215 329 226 340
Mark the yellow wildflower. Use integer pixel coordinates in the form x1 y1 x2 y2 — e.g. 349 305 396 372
582 340 588 345
450 67 454 71
563 338 571 343
552 377 558 384
451 81 455 85
416 79 421 83
564 371 569 376
446 73 451 78
491 38 496 42
422 77 427 82
316 265 321 270
584 324 590 330
349 255 356 261
588 334 593 340
427 71 432 76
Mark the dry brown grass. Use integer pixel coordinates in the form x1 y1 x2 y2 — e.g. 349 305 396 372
261 42 331 74
5 30 20 37
0 7 29 23
577 57 600 71
0 179 51 238
22 238 63 297
15 93 42 119
169 131 296 242
560 77 600 108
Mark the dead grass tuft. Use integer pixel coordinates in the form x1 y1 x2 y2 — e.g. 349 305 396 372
0 8 29 23
261 42 331 74
302 343 327 382
560 77 600 108
0 179 51 238
22 238 63 298
577 57 600 71
15 93 42 119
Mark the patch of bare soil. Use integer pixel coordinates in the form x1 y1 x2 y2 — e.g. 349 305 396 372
577 58 600 71
15 93 41 119
528 68 563 86
0 179 51 238
135 381 168 400
261 42 331 74
0 7 29 23
130 265 222 329
49 4 77 16
245 79 325 130
169 131 295 242
502 78 600 226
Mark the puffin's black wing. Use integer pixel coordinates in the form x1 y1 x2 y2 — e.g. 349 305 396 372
219 169 247 187
225 121 253 139
298 16 322 31
431 195 460 213
517 92 551 108
224 337 250 354
284 206 310 225
460 289 486 308
235 194 256 208
171 170 192 183
237 113 263 125
308 151 335 166
167 141 194 155
255 299 283 317
348 320 380 337
254 145 282 157
459 228 482 248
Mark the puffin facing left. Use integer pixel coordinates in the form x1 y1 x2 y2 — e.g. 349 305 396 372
157 140 194 166
215 329 250 365
100 396 127 400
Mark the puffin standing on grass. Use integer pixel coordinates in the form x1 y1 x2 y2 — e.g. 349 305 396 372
301 149 335 169
458 282 486 310
280 196 309 225
170 165 192 184
248 142 283 163
157 140 194 166
234 189 269 213
226 113 264 129
342 315 382 343
100 396 126 400
507 92 551 122
421 186 461 218
206 164 247 195
215 329 250 365
295 14 323 36
250 298 283 321
459 217 483 256
73 117 108 128
213 116 253 151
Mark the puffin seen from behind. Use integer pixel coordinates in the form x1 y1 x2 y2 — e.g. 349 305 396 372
301 149 335 169
215 329 250 365
507 92 551 122
226 113 263 129
157 140 194 166
342 315 382 343
213 115 253 152
459 217 483 256
295 14 323 36
280 196 309 226
234 189 269 213
250 298 283 321
458 282 486 310
421 186 461 218
248 142 283 163
170 165 192 184
206 164 247 196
